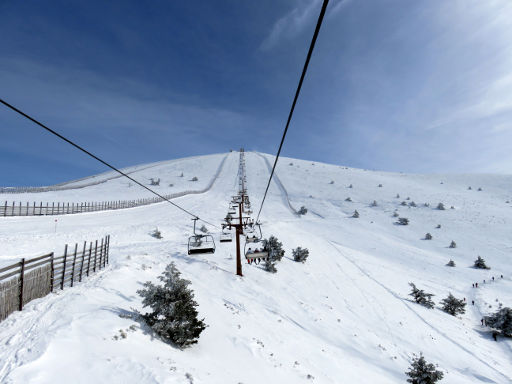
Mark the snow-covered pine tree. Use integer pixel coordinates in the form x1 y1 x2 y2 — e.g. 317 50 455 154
262 235 285 262
292 247 309 263
405 353 444 384
352 210 360 218
473 256 490 269
409 283 435 309
264 257 277 273
440 293 466 316
484 307 512 337
137 262 206 348
151 228 163 239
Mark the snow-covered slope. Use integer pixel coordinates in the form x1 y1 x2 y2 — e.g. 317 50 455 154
0 151 511 383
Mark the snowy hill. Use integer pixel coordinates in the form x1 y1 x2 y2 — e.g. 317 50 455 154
0 151 511 383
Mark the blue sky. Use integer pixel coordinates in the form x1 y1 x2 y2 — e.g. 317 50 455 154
1 0 512 186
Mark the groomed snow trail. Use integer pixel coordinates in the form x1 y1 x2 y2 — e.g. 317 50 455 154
1 151 511 383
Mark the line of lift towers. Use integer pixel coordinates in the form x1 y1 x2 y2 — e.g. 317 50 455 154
187 149 269 276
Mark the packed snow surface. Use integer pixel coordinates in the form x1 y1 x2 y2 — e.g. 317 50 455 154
0 151 511 383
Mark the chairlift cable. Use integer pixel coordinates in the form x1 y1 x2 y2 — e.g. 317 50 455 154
256 0 329 223
0 98 219 229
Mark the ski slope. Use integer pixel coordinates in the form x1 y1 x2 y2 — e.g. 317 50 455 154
0 151 511 383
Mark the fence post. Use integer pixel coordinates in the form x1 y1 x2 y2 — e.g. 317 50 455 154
39 201 42 215
45 202 49 215
87 242 92 276
18 201 21 216
19 258 25 311
26 202 29 216
106 235 110 265
4 201 6 216
57 202 60 215
72 203 74 214
61 244 68 290
93 240 98 272
99 238 104 269
79 241 86 282
50 252 55 292
67 202 70 214
52 202 55 215
70 243 78 287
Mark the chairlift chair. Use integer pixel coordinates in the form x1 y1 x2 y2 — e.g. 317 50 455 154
220 230 233 243
188 218 216 255
244 222 269 264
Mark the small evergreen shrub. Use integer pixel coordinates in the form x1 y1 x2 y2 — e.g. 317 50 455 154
179 172 184 177
409 283 435 309
264 258 277 273
292 247 309 263
371 200 378 207
446 260 455 267
474 256 490 269
348 184 353 188
263 236 285 262
398 217 409 225
440 293 466 316
352 210 360 218
484 307 512 337
330 180 334 184
437 203 445 210
151 228 163 239
191 176 198 181
392 211 399 217
401 201 408 206
396 193 400 198
409 201 417 207
406 197 411 200
378 184 383 187
424 203 430 207
436 224 441 229
425 233 432 240
137 263 206 348
345 197 352 202
478 187 482 191
449 240 456 248
405 353 444 384
150 178 161 186
298 206 308 215
468 186 472 190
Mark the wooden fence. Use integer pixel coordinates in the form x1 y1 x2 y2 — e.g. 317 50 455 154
0 235 110 322
0 153 229 217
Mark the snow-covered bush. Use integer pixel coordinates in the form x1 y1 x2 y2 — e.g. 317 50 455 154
392 211 399 217
468 186 472 190
289 162 293 166
191 176 198 182
264 258 277 273
409 201 417 207
440 293 466 316
292 247 309 263
401 201 408 206
179 172 184 177
169 183 174 187
478 187 482 191
352 210 359 218
437 203 445 210
298 206 308 215
406 197 411 200
446 260 455 267
348 184 353 188
137 262 206 348
396 193 400 198
473 256 490 269
151 228 163 239
329 180 334 184
378 184 383 187
405 353 443 384
398 217 409 225
345 197 352 202
424 203 430 207
371 200 378 207
449 240 456 248
484 307 512 337
409 283 435 309
425 233 432 240
436 224 441 229
262 236 285 262
150 178 161 186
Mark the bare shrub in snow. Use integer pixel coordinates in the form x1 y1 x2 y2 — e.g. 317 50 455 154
292 247 309 263
298 206 308 215
409 283 435 309
474 256 490 269
405 353 443 384
137 262 206 348
437 203 445 210
484 307 512 337
397 217 409 225
440 293 466 316
449 240 456 248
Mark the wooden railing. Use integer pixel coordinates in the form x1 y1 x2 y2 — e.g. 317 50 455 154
0 235 110 322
